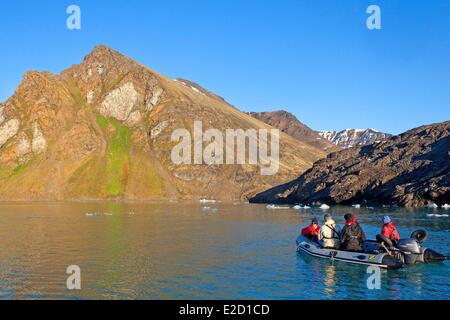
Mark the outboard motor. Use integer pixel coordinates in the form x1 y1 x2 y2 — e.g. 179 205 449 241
396 238 422 265
396 230 447 264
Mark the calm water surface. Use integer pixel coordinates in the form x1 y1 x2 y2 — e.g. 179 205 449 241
0 202 449 300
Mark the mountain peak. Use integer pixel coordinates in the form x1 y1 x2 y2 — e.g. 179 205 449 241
76 45 139 76
85 45 124 60
319 128 391 148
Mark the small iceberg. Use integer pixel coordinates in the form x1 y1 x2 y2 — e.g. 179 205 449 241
442 204 450 209
85 212 112 217
320 204 330 210
266 205 290 210
427 214 449 218
200 199 216 204
427 203 439 209
293 205 311 210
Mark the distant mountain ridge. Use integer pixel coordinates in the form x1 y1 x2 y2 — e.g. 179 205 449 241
248 111 339 152
319 128 391 148
251 121 450 207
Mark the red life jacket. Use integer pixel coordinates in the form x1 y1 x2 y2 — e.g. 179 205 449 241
345 216 358 226
382 223 400 241
302 224 320 240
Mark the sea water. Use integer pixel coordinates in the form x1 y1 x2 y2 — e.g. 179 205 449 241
0 202 448 300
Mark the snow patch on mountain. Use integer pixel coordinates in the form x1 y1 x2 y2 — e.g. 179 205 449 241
318 128 391 148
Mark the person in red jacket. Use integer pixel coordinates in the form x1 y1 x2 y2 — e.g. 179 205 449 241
381 216 400 244
301 217 321 242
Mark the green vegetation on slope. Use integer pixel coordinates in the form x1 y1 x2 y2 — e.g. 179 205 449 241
12 162 29 176
105 117 131 197
96 114 108 130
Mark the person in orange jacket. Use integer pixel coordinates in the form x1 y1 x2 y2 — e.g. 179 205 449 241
301 217 321 242
381 216 400 244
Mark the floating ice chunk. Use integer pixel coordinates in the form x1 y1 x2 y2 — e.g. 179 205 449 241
320 204 331 210
85 212 112 217
200 199 216 204
293 205 311 210
442 204 450 209
427 214 449 218
352 204 361 209
266 205 290 210
427 203 439 209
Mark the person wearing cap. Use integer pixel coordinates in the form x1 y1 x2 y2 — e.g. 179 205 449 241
318 214 341 248
381 216 400 244
301 217 321 242
340 214 366 252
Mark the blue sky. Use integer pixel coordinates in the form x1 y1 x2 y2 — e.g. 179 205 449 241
0 0 449 134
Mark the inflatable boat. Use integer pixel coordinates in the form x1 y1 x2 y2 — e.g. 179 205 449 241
296 230 446 270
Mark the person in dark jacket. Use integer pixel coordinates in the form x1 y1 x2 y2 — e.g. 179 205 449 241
340 214 366 252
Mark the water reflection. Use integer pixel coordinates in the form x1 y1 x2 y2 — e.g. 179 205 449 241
324 264 337 297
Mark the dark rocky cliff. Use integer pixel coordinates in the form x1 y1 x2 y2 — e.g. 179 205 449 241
251 121 450 207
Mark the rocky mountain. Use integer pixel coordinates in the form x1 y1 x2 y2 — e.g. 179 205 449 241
248 111 339 152
319 128 391 149
0 45 327 201
251 121 450 207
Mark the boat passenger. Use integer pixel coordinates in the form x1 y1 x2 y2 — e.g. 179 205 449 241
340 214 366 252
318 214 341 248
380 216 400 245
301 218 321 242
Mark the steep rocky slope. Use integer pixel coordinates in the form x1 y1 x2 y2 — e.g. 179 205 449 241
0 45 326 201
248 111 339 152
319 128 391 148
251 121 450 207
